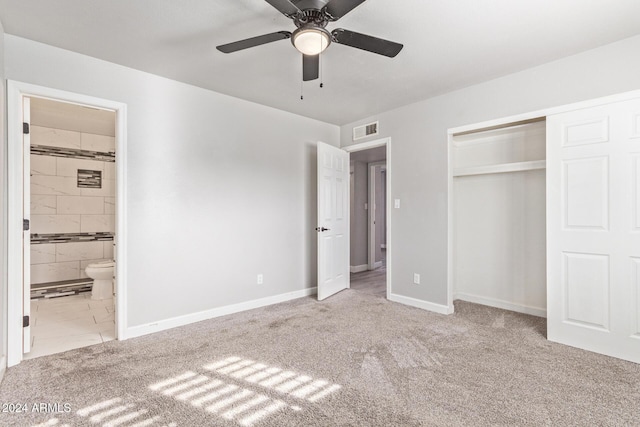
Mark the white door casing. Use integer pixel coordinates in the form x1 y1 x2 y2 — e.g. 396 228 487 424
7 80 127 367
22 97 31 354
547 97 640 363
317 141 350 300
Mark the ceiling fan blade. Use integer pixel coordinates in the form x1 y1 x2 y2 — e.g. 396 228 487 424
303 54 319 81
324 0 367 20
264 0 301 17
217 31 292 53
331 28 403 57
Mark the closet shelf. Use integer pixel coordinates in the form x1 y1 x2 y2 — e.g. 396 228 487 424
453 160 546 177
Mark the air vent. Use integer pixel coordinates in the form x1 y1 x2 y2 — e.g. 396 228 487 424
353 121 379 141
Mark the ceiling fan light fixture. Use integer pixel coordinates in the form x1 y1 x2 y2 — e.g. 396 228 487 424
292 26 331 55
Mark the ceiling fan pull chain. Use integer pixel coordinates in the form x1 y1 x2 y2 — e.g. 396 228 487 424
320 52 324 88
300 80 304 100
319 37 324 88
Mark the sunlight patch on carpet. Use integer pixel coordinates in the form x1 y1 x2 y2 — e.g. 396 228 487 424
74 398 169 427
146 356 342 426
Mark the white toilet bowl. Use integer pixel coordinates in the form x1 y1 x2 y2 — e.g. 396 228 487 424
85 261 115 300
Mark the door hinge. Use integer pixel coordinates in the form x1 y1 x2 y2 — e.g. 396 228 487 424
23 122 30 134
23 315 30 327
23 219 30 231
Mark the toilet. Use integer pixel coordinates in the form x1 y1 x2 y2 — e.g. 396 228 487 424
85 261 115 300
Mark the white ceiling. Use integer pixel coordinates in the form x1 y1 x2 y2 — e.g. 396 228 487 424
1 0 639 125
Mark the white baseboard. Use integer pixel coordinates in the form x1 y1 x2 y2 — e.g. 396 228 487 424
388 293 453 315
373 261 383 269
350 264 368 273
124 287 317 340
454 292 547 318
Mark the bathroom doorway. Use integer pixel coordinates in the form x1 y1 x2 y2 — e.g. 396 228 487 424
347 143 388 298
7 81 127 366
25 97 117 359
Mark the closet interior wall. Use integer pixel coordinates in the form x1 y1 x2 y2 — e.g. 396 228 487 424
452 119 547 317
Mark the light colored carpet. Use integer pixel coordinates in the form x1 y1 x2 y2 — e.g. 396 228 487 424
1 285 639 426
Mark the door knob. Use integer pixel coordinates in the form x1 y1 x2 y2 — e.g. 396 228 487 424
315 227 330 232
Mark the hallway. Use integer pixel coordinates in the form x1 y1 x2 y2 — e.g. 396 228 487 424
350 250 386 297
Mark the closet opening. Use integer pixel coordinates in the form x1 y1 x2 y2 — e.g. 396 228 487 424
449 118 547 317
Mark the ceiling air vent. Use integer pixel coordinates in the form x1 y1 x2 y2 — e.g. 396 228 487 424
353 121 379 141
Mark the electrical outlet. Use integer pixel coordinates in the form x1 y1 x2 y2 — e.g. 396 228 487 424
394 199 401 209
257 274 263 285
413 273 420 285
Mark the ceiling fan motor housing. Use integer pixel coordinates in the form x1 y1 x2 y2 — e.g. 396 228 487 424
293 9 329 28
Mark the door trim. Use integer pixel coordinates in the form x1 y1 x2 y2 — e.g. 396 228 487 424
343 138 391 297
368 161 386 270
6 80 128 367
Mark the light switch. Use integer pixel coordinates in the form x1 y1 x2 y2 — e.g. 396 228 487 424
394 199 400 209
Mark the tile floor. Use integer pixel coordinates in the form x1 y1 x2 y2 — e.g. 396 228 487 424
26 293 115 360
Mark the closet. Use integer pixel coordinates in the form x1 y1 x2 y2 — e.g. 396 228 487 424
451 119 547 317
448 90 640 364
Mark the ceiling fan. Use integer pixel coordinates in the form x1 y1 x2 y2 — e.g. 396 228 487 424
216 0 403 81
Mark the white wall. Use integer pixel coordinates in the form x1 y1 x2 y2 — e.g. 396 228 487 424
340 35 640 308
4 35 339 330
0 20 7 378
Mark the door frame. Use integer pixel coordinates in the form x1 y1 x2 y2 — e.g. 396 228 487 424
343 137 391 297
368 161 386 270
6 80 128 367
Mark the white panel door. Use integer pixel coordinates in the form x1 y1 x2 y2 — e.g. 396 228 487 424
547 97 640 363
317 141 349 300
23 96 31 354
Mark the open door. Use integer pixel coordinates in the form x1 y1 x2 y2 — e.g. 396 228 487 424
317 141 349 300
547 96 640 363
22 96 31 354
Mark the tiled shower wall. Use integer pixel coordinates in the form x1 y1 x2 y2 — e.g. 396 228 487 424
30 125 116 284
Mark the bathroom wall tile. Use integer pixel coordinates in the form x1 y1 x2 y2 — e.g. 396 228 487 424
31 195 57 214
81 215 115 233
81 133 115 152
31 175 80 196
80 259 111 279
31 243 57 264
104 197 116 214
31 261 80 284
104 241 114 259
80 178 115 197
31 155 57 175
56 241 104 262
104 162 116 180
31 126 81 149
31 214 81 234
56 157 104 177
57 196 104 215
